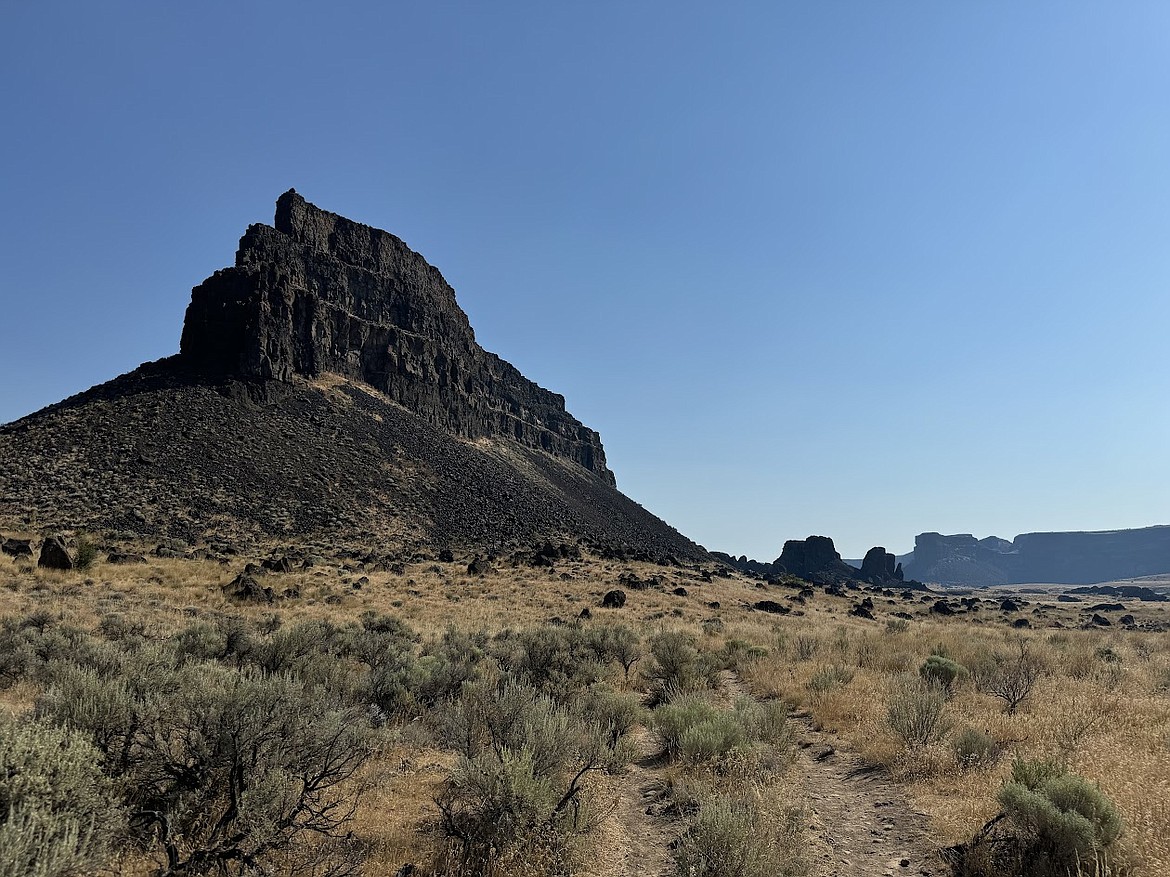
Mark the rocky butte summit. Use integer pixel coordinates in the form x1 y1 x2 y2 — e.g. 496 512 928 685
0 191 705 560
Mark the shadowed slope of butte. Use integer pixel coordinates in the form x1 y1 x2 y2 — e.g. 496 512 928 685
0 191 705 560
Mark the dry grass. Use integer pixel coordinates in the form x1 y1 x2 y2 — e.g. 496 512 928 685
741 609 1170 874
3 544 1169 874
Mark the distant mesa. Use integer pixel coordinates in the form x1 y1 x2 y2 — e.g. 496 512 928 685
0 191 704 561
901 526 1170 586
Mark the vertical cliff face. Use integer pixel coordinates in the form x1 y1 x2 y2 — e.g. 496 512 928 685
180 190 613 484
903 527 1170 585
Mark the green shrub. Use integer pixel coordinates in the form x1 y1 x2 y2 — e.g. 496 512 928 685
793 635 819 661
679 712 749 764
73 536 99 571
718 638 768 672
673 793 804 877
951 727 1000 770
886 675 951 748
996 758 1123 876
645 631 718 703
584 623 642 678
494 625 604 701
435 680 607 873
807 664 854 695
919 654 969 693
0 714 125 877
735 697 791 748
653 694 725 759
579 684 644 750
42 658 374 876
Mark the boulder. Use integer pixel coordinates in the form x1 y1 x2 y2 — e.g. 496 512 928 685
38 536 74 570
107 551 147 564
601 589 626 609
1 538 33 558
753 600 789 614
223 573 273 603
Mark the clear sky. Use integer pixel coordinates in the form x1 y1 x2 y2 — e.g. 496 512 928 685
2 2 1168 559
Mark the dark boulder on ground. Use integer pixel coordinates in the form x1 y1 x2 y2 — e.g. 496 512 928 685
262 556 295 573
1073 585 1167 602
107 551 147 564
467 557 492 576
601 590 626 609
1000 599 1020 612
37 536 73 570
223 573 273 603
1 537 33 558
753 600 789 615
1090 613 1112 627
930 600 955 616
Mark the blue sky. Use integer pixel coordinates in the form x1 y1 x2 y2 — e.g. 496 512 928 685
2 2 1168 558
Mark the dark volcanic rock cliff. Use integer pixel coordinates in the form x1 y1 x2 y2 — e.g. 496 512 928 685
903 527 1170 585
0 192 706 560
180 190 612 484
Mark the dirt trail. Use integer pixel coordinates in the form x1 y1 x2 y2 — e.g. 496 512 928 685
589 726 677 877
723 671 947 877
791 712 948 877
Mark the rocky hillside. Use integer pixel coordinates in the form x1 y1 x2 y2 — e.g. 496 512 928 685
902 526 1170 585
0 192 705 561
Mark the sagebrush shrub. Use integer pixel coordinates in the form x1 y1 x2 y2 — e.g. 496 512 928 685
673 793 803 877
73 536 99 571
886 675 951 748
436 679 607 873
951 727 999 770
919 654 969 693
996 758 1123 876
42 657 374 876
0 714 125 877
807 664 854 695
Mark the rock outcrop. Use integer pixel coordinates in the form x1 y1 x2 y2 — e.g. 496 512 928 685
180 190 612 484
775 536 858 582
902 527 1170 586
0 192 706 562
859 546 903 584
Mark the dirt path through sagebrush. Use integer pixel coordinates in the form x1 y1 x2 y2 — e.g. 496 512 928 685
588 725 677 877
722 671 946 877
791 711 948 877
